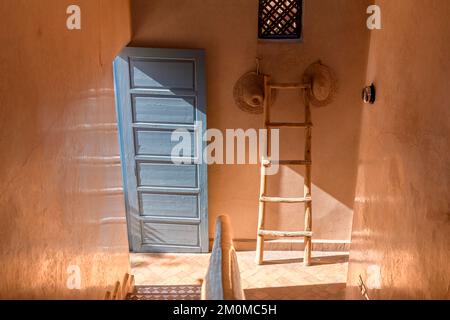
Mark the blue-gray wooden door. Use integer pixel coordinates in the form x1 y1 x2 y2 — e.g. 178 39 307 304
114 47 208 253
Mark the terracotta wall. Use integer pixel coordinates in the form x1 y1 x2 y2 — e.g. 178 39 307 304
131 0 370 246
0 0 131 298
347 0 450 299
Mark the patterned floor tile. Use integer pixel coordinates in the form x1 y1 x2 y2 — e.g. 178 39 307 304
127 285 201 300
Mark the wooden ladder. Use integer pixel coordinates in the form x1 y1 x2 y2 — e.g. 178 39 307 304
256 75 313 266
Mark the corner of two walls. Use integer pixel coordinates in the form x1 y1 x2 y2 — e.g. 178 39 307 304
0 0 132 299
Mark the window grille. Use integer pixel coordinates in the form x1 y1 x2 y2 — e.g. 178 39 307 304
258 0 303 40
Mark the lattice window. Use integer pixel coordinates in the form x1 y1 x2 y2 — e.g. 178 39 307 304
258 0 303 40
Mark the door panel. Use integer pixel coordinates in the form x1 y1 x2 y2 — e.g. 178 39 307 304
130 58 195 90
134 129 195 156
142 222 199 247
138 193 199 218
132 95 196 124
114 48 208 253
136 162 198 188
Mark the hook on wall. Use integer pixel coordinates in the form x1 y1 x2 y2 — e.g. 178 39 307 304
255 57 262 75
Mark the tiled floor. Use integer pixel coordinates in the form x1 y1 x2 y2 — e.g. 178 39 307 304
130 251 349 300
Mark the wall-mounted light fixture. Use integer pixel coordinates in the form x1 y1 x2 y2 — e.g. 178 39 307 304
362 84 376 104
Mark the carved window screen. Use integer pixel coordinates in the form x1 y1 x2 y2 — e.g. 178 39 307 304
258 0 303 40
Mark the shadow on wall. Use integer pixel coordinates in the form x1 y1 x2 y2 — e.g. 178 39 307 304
128 0 371 241
129 58 356 243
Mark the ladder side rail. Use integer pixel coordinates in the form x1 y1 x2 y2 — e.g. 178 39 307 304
303 90 313 266
255 75 271 265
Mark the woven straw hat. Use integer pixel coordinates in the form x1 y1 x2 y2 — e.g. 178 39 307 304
233 72 265 114
302 61 337 107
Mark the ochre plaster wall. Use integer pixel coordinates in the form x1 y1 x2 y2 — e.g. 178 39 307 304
0 0 132 299
131 0 370 245
347 0 450 299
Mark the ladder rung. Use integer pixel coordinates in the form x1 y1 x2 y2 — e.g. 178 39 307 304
279 160 311 165
260 196 312 203
269 83 310 89
266 122 313 128
263 160 311 166
258 230 313 237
